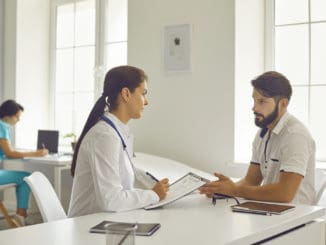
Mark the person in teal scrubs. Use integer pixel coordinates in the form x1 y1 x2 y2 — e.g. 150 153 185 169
0 100 48 225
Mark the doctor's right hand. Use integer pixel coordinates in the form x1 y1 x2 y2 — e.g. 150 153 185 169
34 148 49 157
152 178 169 200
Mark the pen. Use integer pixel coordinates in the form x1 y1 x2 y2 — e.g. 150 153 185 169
146 172 159 182
212 196 217 206
212 193 232 206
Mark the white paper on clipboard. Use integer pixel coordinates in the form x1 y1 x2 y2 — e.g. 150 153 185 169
144 172 209 210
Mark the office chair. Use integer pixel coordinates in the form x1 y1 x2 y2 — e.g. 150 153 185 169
24 172 67 222
314 169 326 205
0 183 20 228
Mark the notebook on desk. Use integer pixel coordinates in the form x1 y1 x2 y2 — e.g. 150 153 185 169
37 130 59 153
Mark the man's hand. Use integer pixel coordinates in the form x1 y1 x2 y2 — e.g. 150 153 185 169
199 172 236 197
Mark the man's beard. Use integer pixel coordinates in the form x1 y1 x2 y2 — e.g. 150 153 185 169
254 105 279 128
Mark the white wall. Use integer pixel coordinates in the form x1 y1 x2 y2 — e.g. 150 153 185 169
4 0 50 148
234 0 265 163
0 0 3 101
0 0 3 201
1 0 264 175
3 0 16 101
128 0 236 173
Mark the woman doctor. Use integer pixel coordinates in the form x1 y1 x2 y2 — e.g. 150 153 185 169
0 99 48 226
68 65 169 217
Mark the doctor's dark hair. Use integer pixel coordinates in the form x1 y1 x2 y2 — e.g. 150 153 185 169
0 100 24 119
71 65 148 176
251 71 292 101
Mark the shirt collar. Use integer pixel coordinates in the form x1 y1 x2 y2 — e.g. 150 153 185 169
259 112 290 138
271 111 290 135
103 112 130 137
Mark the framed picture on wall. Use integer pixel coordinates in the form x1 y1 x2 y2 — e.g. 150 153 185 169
163 24 191 72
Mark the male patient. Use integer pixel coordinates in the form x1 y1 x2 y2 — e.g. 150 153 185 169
200 71 316 205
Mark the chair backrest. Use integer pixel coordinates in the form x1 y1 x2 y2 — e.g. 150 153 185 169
24 172 67 222
314 169 326 205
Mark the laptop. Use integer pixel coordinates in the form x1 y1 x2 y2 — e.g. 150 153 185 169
37 130 59 154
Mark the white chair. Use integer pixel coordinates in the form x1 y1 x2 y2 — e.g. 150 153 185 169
24 172 67 222
0 183 20 228
314 169 326 205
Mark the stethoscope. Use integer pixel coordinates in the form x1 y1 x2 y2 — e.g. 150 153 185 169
101 114 159 187
100 115 137 172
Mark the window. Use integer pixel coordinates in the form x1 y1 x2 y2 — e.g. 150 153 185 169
235 0 326 163
51 0 127 145
54 0 96 141
274 0 326 160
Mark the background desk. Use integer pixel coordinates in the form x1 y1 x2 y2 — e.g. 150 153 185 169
22 155 72 200
0 194 324 245
2 155 72 211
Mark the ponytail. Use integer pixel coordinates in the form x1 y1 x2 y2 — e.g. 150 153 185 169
71 96 107 176
71 65 148 177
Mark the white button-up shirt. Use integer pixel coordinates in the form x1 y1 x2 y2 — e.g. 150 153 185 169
68 113 159 217
251 112 316 205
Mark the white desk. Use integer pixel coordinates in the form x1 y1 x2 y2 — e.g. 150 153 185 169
0 194 324 244
2 155 72 210
133 152 216 182
0 152 325 244
22 155 72 200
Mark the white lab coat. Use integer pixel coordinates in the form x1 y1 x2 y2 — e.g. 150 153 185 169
68 113 159 217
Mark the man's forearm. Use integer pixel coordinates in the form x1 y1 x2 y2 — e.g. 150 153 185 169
235 183 295 203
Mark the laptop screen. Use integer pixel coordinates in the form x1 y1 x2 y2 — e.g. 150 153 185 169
37 130 59 153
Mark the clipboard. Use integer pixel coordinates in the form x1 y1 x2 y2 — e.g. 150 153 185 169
231 201 295 215
144 172 209 210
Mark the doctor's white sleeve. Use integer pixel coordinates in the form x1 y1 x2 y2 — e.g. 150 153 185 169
89 133 159 212
133 168 157 189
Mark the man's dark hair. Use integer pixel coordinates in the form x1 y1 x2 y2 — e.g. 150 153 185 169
251 71 292 101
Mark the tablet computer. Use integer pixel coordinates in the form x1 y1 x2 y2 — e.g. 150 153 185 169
231 201 295 215
89 221 161 236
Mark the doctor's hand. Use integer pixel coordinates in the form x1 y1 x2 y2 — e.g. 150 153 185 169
199 172 236 197
152 178 169 200
33 148 49 157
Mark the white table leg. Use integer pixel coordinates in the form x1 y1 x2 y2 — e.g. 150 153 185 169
54 165 70 201
54 167 62 200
